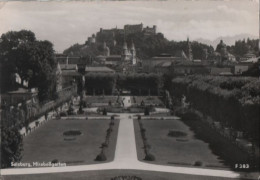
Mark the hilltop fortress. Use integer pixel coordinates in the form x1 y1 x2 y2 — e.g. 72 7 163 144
84 23 157 66
99 23 156 36
86 23 157 44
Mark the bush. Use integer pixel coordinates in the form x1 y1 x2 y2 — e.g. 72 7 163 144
60 111 68 117
109 122 114 126
95 152 107 161
78 105 84 114
51 159 58 163
101 142 108 148
194 161 203 166
144 144 151 149
67 106 74 115
1 125 23 168
107 128 113 133
103 108 107 115
144 107 150 116
141 128 146 133
144 153 155 161
82 101 87 108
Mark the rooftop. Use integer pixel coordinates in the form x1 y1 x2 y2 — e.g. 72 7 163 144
62 71 81 76
85 66 115 73
7 88 38 94
60 64 78 70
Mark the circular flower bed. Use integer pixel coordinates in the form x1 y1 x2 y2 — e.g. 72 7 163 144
168 130 187 138
63 130 82 136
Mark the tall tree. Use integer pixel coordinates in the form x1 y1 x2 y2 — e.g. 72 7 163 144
0 30 57 101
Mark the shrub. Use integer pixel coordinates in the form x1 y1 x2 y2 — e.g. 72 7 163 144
144 153 155 161
107 128 113 133
1 125 23 168
101 142 108 148
144 144 151 149
144 107 150 116
60 112 68 117
95 152 107 161
67 106 74 115
51 159 58 163
103 108 107 115
82 101 87 108
109 122 114 126
194 161 203 166
78 105 84 114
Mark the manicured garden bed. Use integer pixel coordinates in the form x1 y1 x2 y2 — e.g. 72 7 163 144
21 118 119 166
134 119 226 169
177 111 257 171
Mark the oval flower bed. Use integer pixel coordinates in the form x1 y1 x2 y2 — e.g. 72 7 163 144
168 130 187 138
63 130 82 136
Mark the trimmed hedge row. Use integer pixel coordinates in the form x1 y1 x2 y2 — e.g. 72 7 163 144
137 116 155 161
171 75 260 145
95 116 116 161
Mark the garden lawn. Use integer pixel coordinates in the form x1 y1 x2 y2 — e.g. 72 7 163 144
21 118 119 166
134 119 226 169
3 169 244 180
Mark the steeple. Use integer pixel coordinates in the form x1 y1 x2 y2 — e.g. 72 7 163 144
103 41 107 49
130 39 135 51
187 36 193 61
130 39 136 65
123 41 128 50
103 42 110 56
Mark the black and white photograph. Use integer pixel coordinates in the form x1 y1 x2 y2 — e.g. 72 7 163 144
0 0 259 179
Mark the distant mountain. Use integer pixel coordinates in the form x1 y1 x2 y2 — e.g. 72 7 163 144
195 34 258 49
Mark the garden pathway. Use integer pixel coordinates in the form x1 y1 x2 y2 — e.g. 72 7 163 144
1 96 254 179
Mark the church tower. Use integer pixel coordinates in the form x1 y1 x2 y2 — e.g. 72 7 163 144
103 42 110 57
121 41 128 61
187 37 193 61
130 40 136 65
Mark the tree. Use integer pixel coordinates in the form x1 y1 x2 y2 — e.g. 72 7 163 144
0 30 57 101
0 30 36 92
1 109 23 169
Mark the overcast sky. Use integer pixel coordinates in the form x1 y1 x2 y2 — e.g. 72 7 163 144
0 0 258 52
